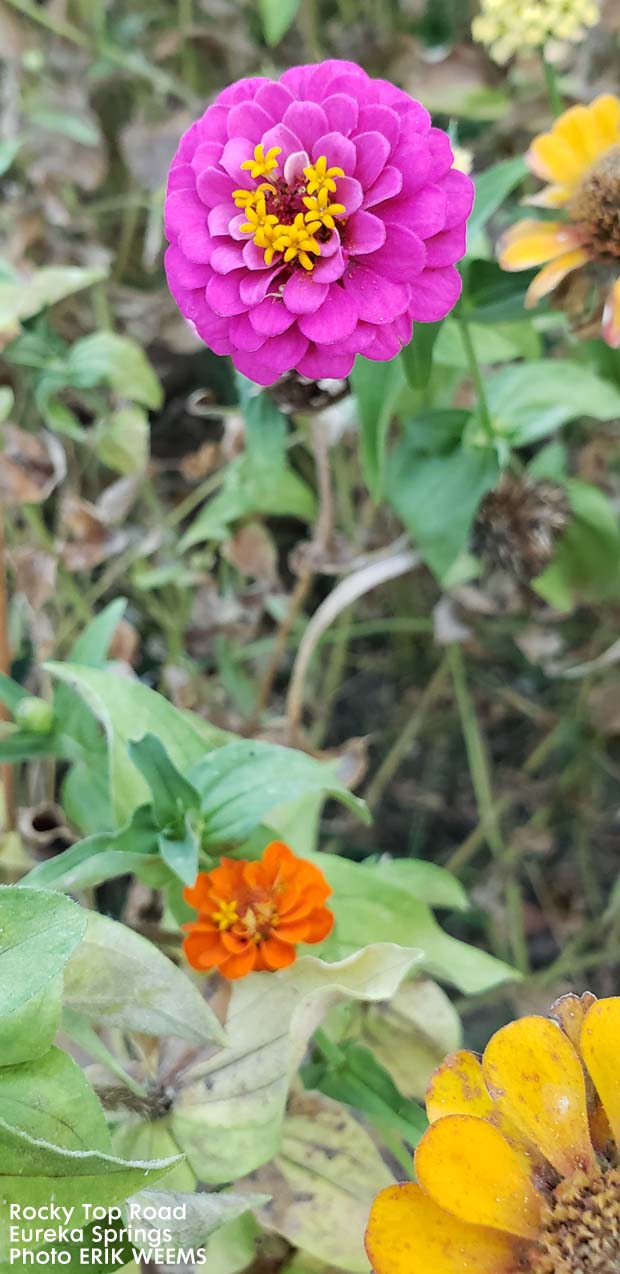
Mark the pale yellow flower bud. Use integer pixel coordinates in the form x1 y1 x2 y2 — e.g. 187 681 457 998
472 0 600 63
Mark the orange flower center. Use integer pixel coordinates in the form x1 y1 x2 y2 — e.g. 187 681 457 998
211 888 280 944
570 145 620 260
526 1166 620 1274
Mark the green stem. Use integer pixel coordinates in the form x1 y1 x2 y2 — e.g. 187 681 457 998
457 315 494 438
448 644 504 857
542 52 563 117
314 1027 345 1068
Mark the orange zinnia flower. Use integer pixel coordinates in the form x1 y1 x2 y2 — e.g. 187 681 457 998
498 95 620 347
366 993 620 1273
182 841 334 980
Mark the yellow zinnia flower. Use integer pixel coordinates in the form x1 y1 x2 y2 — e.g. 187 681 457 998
498 94 620 348
366 993 620 1274
473 0 600 64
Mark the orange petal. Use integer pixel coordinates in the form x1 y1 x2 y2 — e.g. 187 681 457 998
259 934 297 970
549 993 598 1053
580 997 620 1145
298 905 334 943
183 930 223 971
499 220 582 271
219 945 257 979
365 1183 518 1274
602 278 620 349
415 1115 543 1239
482 1016 596 1177
525 247 592 305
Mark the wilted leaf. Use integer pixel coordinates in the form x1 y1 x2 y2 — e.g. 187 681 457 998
0 425 66 504
361 978 462 1100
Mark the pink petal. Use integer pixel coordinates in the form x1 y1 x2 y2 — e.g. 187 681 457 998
195 105 228 146
229 213 248 241
366 225 426 281
427 127 454 181
424 223 467 268
226 101 274 143
382 186 447 239
167 163 196 194
363 165 403 208
297 345 356 379
210 241 245 274
307 60 367 99
436 168 475 229
298 283 358 343
239 266 284 306
206 270 247 317
196 167 238 207
283 272 329 314
260 123 304 164
219 137 254 177
232 328 309 385
345 210 387 255
334 175 363 214
284 149 310 184
355 104 401 151
313 246 346 283
219 77 269 107
353 132 391 189
165 245 212 290
343 263 410 324
229 312 266 352
283 101 329 150
242 240 271 270
190 141 225 175
208 203 236 236
364 312 413 360
254 80 295 117
390 135 432 195
312 132 356 174
409 264 462 322
165 190 206 238
249 296 296 337
323 93 359 135
178 224 214 264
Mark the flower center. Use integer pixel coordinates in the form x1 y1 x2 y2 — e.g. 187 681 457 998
526 1167 620 1274
570 145 620 260
233 144 347 272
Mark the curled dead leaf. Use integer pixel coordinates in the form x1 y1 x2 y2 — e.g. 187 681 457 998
0 426 66 505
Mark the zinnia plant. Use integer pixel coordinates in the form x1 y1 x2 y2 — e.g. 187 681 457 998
182 840 334 978
366 992 620 1273
164 59 474 384
498 95 620 348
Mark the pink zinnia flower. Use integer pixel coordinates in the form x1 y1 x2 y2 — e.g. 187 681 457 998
164 60 474 386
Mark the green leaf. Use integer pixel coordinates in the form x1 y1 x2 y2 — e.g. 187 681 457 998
172 944 420 1183
128 734 199 829
385 438 500 578
129 1191 262 1249
258 0 301 43
368 856 469 912
0 266 107 334
467 156 528 243
484 360 620 445
157 818 200 887
352 354 405 499
62 909 226 1045
0 672 28 712
95 405 150 474
307 1041 428 1146
400 321 443 389
0 138 22 177
45 663 227 824
70 598 128 665
0 386 14 422
236 1090 393 1273
360 978 462 1100
66 332 163 409
179 453 315 548
22 805 164 893
0 887 87 1065
189 738 370 847
434 318 540 368
0 1046 110 1152
305 853 517 994
534 480 620 607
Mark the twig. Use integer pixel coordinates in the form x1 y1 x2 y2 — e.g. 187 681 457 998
286 547 421 744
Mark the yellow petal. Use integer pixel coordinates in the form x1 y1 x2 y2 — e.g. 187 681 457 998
553 105 603 167
415 1115 543 1239
602 278 620 350
482 1016 596 1177
365 1183 518 1274
426 1051 494 1123
588 94 620 152
525 185 573 209
527 133 587 186
525 247 591 305
499 220 581 271
581 997 620 1140
549 992 598 1053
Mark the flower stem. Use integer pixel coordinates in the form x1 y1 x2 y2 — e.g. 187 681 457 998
542 51 563 117
457 314 494 438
